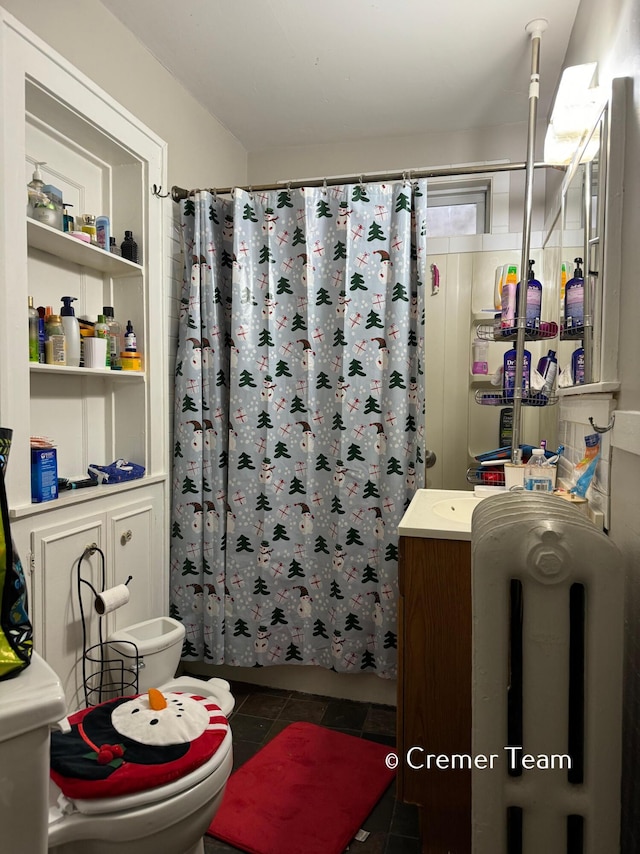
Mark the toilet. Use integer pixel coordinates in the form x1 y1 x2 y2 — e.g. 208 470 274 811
0 617 234 854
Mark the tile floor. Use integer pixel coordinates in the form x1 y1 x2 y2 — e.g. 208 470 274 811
199 679 421 854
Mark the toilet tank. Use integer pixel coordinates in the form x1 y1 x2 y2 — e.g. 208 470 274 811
108 617 185 694
0 653 66 854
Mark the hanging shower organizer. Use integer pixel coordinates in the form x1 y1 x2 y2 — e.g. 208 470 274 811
76 544 138 707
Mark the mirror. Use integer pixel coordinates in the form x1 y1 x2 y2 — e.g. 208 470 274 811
543 101 608 389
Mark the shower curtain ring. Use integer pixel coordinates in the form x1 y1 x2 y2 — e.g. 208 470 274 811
322 178 328 195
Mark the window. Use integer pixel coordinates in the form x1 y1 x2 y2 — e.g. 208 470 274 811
426 181 489 237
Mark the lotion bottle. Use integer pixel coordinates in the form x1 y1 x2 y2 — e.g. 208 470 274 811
564 257 584 332
60 296 81 367
503 346 531 402
515 259 542 330
95 314 111 368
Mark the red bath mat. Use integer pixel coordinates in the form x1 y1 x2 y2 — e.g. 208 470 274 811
208 721 396 854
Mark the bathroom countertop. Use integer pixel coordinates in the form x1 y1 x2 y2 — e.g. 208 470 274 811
397 488 491 541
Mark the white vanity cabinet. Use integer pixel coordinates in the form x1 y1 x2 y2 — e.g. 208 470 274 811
0 9 169 691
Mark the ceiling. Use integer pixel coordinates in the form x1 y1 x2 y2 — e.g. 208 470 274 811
99 0 581 153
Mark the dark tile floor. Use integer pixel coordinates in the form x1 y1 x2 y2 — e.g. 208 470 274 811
198 678 421 854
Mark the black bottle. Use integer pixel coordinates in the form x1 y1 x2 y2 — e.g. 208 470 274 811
120 230 139 263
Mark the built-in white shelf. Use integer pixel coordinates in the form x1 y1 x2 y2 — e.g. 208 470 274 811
27 218 142 277
30 363 144 379
9 474 166 519
557 381 620 397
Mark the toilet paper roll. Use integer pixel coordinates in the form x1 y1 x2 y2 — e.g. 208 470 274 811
95 584 130 615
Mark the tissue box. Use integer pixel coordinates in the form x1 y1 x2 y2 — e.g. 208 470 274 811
31 447 58 502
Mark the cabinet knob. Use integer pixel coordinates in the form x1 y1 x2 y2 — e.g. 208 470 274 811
121 530 133 545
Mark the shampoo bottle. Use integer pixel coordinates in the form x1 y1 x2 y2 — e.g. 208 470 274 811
45 314 66 366
515 259 542 330
564 257 584 332
500 264 518 333
493 265 504 312
503 346 531 402
536 349 558 400
60 296 81 367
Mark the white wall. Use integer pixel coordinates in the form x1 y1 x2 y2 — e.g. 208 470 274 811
559 0 640 850
249 121 547 234
0 0 247 190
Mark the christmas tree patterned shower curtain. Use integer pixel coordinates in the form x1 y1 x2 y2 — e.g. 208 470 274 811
171 180 427 678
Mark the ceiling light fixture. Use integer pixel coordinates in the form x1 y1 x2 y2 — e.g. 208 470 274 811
544 62 602 165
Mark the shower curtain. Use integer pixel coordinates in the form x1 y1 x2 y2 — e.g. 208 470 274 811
171 180 427 678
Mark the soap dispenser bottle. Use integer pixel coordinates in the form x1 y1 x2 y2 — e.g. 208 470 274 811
564 257 584 333
60 297 81 367
27 161 46 217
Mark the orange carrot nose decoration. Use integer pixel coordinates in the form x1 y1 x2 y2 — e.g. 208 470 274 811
148 688 167 710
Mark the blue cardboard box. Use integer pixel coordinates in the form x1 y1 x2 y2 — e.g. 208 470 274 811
31 447 58 502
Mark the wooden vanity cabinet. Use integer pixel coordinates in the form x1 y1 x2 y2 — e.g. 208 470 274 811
397 534 472 854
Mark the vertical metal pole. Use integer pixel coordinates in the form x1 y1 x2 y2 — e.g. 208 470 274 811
511 19 548 461
583 162 593 383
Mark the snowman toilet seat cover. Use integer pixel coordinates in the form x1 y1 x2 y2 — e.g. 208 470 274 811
50 691 229 800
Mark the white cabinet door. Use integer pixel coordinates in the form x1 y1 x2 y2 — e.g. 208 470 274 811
31 514 106 710
109 499 162 633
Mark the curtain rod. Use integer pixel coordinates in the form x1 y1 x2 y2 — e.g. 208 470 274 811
166 161 560 203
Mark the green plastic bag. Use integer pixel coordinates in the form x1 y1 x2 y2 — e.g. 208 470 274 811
0 428 33 681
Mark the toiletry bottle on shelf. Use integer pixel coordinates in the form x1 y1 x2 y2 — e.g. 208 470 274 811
524 448 553 492
121 231 139 263
493 265 504 312
124 320 137 352
45 314 66 366
28 296 39 362
62 204 74 233
96 216 110 251
500 264 518 333
103 306 122 370
94 315 111 368
560 262 567 303
536 349 558 400
36 306 46 363
81 214 98 244
27 161 46 217
502 346 531 402
515 259 542 331
571 347 585 385
472 338 489 375
499 407 513 448
564 257 584 333
60 297 81 367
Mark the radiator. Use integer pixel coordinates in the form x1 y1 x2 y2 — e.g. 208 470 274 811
471 492 624 853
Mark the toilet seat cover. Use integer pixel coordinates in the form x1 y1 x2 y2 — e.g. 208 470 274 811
50 691 229 800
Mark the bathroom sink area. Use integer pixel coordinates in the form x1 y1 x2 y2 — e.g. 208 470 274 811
431 496 482 525
397 488 497 540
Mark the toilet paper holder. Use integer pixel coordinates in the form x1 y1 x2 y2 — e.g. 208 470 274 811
76 544 138 707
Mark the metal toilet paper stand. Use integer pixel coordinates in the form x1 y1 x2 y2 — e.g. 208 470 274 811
76 543 138 707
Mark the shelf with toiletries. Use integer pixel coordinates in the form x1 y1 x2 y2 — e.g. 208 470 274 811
475 322 559 342
0 32 166 516
26 219 142 278
29 363 144 379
